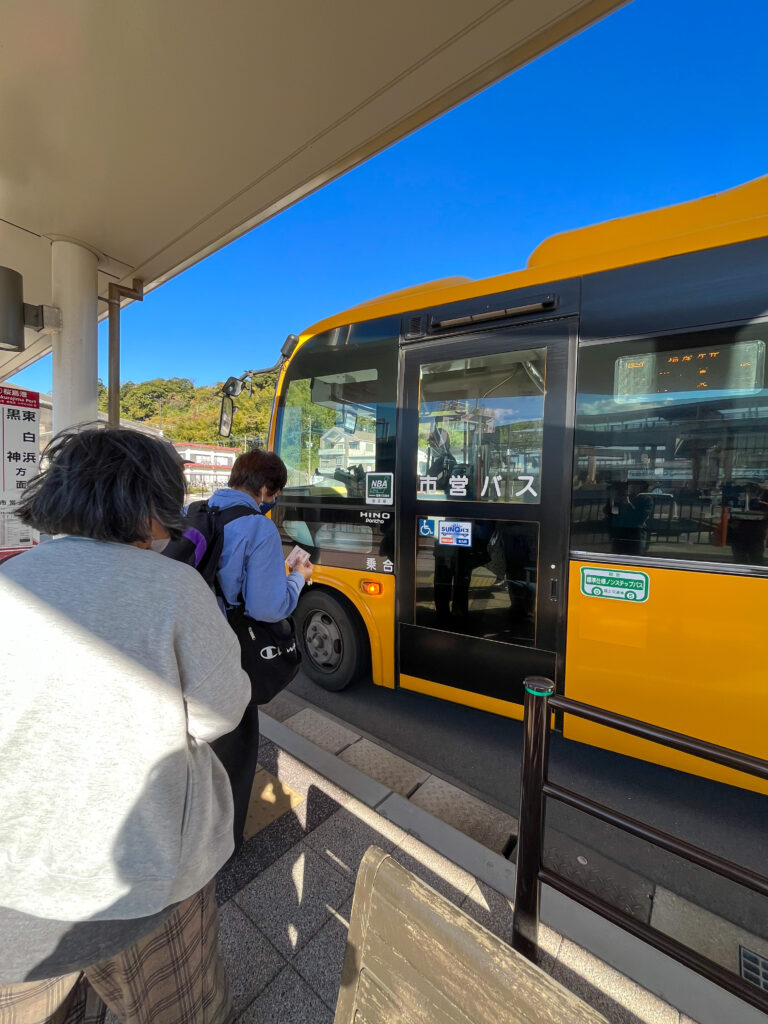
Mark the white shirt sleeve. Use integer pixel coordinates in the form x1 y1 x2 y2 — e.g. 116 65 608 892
174 576 251 742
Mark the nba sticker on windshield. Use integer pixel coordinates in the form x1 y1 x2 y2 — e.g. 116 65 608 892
365 472 393 505
580 567 649 603
438 520 472 547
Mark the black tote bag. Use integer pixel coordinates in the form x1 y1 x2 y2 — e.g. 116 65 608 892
226 606 301 705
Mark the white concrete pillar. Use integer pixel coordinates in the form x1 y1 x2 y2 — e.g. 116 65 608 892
51 241 99 434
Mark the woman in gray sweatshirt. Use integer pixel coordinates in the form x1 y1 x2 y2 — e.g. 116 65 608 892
0 426 250 1024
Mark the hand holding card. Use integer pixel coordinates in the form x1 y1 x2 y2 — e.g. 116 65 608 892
286 545 313 585
286 545 310 569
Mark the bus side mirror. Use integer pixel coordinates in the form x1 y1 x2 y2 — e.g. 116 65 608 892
219 395 235 437
221 376 244 398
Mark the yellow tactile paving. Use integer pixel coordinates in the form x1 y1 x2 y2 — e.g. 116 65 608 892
243 767 304 840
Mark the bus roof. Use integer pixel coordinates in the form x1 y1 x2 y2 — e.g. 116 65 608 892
301 175 768 340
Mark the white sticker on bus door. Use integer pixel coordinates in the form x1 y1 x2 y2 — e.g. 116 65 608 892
437 520 472 547
580 567 649 603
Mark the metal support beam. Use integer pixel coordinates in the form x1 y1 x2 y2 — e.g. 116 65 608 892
107 279 144 426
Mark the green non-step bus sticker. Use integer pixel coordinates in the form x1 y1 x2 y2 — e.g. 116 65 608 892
580 567 649 603
365 472 393 505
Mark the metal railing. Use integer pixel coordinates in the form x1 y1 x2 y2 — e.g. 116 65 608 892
510 677 768 1014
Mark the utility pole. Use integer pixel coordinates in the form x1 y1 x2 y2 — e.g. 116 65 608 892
233 434 254 452
305 416 313 484
149 397 164 432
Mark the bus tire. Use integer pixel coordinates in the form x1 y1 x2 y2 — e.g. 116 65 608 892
295 589 369 691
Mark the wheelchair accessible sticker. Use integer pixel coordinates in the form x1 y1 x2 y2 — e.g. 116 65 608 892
418 518 435 538
438 520 473 547
580 567 649 603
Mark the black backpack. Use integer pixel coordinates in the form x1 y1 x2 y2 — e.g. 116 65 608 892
163 499 302 704
163 500 257 588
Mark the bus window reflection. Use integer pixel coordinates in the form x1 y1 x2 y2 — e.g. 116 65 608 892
416 520 537 646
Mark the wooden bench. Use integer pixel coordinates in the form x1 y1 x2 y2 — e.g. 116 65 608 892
334 846 608 1024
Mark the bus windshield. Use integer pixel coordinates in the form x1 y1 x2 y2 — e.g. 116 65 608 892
274 321 398 500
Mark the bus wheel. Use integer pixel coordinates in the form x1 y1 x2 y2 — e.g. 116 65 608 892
295 590 368 691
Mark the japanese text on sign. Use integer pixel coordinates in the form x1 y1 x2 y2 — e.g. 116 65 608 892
1 387 40 555
417 472 538 501
365 472 393 505
580 567 649 603
437 520 473 547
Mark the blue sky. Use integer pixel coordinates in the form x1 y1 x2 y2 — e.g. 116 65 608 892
11 0 768 394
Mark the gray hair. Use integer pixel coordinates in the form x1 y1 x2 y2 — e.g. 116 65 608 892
17 424 187 543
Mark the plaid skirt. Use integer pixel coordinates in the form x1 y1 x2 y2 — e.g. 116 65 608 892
0 881 232 1024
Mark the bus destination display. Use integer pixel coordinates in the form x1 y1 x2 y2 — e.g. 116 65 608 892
614 339 765 403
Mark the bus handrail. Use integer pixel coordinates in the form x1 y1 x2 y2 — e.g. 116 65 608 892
511 677 768 1016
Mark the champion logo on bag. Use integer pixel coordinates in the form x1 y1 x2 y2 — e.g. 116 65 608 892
227 609 301 704
259 641 297 660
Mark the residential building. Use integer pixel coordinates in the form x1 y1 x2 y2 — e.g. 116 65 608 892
174 441 239 496
317 428 376 477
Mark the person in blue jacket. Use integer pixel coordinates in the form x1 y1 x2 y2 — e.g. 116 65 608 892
208 449 313 853
209 449 313 619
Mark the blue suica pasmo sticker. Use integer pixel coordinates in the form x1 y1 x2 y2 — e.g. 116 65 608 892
437 520 472 547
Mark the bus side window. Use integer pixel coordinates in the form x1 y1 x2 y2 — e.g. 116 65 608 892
572 325 768 567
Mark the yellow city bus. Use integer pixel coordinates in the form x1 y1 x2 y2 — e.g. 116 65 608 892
228 176 768 793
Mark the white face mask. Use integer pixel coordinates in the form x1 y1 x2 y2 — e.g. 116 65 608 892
150 537 170 553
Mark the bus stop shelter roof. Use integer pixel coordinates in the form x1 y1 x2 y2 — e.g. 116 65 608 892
0 0 624 380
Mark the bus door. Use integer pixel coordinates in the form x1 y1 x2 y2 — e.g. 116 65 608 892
396 319 575 712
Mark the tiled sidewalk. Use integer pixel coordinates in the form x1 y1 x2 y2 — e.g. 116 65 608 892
209 735 696 1024
261 689 768 1008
